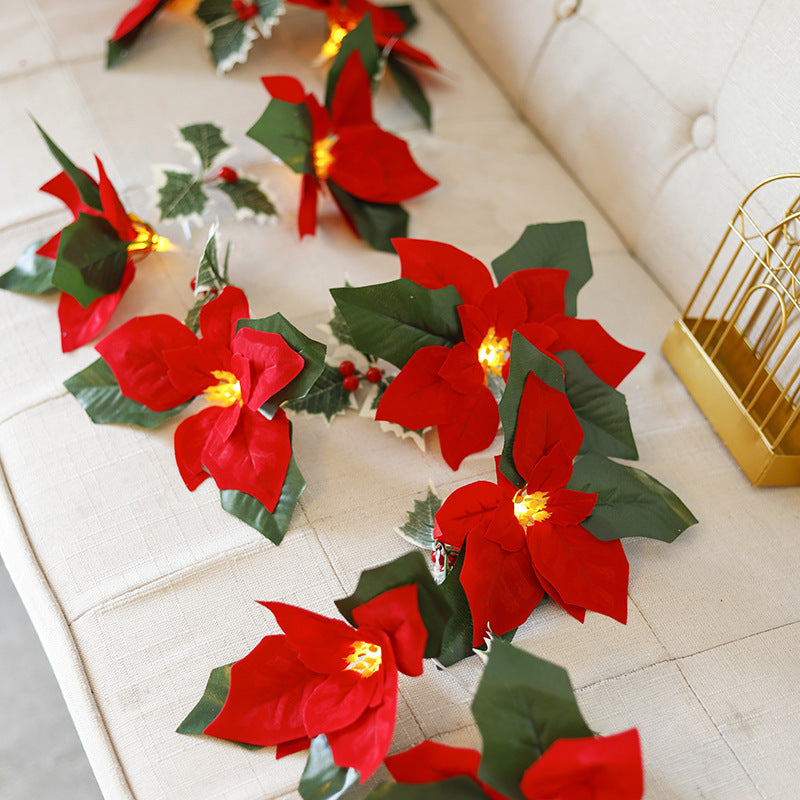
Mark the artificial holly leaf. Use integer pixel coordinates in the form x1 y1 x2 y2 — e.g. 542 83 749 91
0 238 57 295
327 181 409 253
325 15 382 108
52 213 130 306
220 454 305 545
185 227 231 333
365 778 489 800
107 0 171 68
216 177 277 220
179 122 231 172
330 278 463 369
397 484 441 550
157 170 209 222
247 98 314 174
473 639 593 800
387 55 432 130
329 302 356 348
335 550 452 659
492 221 593 317
64 358 190 428
284 363 352 422
299 735 359 800
568 454 698 543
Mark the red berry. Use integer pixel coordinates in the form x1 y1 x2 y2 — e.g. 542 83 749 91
342 375 359 392
217 166 238 184
365 366 382 383
231 0 245 9
235 2 258 20
338 360 355 376
190 277 197 291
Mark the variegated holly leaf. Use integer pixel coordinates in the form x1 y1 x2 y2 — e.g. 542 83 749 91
284 362 353 422
179 122 231 172
184 225 231 333
216 177 277 220
397 484 441 550
156 169 209 223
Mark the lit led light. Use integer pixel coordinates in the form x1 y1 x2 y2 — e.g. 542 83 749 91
203 370 242 408
344 640 382 678
320 20 355 59
127 214 171 255
478 327 510 376
513 489 551 527
312 136 337 180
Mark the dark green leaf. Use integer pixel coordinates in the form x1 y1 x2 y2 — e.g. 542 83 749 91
220 455 305 545
329 302 356 348
327 181 408 253
64 358 190 428
106 0 170 68
195 0 231 25
473 639 592 800
157 170 209 222
491 221 593 317
335 551 452 659
397 485 441 549
325 15 381 108
387 55 432 130
365 778 489 800
33 119 101 210
559 350 638 461
299 735 359 800
385 4 418 31
0 238 56 294
330 278 462 369
184 295 208 334
568 454 698 543
179 122 230 172
216 177 277 219
247 99 313 174
284 363 351 422
52 213 130 306
498 333 565 488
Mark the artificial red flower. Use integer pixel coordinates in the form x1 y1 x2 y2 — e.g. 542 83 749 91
376 239 644 469
96 286 304 511
434 370 629 645
260 52 437 238
204 584 428 779
109 0 169 44
386 729 644 799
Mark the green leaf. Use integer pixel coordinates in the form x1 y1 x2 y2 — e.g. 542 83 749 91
0 238 56 294
568 454 698 543
195 225 225 289
157 170 209 222
194 1 256 72
325 15 382 108
330 278 462 369
33 119 101 210
64 358 190 428
397 485 441 550
365 778 488 800
385 4 418 31
491 221 593 317
473 639 592 800
52 214 130 306
220 455 305 545
327 181 409 253
299 735 359 800
284 363 351 422
106 0 170 67
387 55 432 130
498 333 565 488
216 177 277 219
559 350 638 461
247 98 313 174
335 551 452 659
329 302 356 348
179 122 230 172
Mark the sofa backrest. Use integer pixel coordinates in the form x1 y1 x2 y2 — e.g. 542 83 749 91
431 0 800 309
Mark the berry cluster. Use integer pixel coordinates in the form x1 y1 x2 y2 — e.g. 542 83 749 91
338 360 383 392
230 0 259 22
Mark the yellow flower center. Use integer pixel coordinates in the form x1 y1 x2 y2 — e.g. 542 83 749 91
478 327 510 377
513 489 551 528
126 214 170 255
320 19 357 59
203 370 242 407
344 640 382 678
312 136 337 180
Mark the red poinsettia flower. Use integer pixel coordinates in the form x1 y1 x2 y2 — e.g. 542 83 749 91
37 157 166 352
386 729 644 799
434 370 629 645
288 0 438 68
96 286 304 511
204 584 428 779
261 52 437 238
109 0 169 43
376 239 644 469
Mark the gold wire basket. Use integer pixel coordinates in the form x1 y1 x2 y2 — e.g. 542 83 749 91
662 174 800 486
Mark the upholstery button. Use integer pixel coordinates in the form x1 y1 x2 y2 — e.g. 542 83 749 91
691 113 716 149
554 0 579 20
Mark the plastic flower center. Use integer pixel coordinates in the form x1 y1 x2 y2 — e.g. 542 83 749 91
344 640 382 678
513 489 551 528
313 136 337 180
127 214 171 255
320 18 358 58
478 327 510 376
203 370 242 407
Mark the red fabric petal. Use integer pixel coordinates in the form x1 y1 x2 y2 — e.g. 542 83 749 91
520 729 644 800
528 525 629 624
436 385 499 470
204 635 324 746
261 75 308 104
58 261 135 352
95 156 135 241
438 341 485 395
198 285 250 350
330 51 375 129
173 406 222 491
349 0 406 37
275 736 311 758
478 280 528 341
303 668 379 737
380 36 439 69
514 321 560 357
500 268 567 323
522 441 576 495
111 0 164 40
36 231 61 260
202 406 292 512
484 501 526 552
164 339 232 399
386 741 481 784
393 239 494 307
434 480 500 549
548 316 644 388
457 304 494 351
39 171 94 220
95 312 198 410
545 486 597 528
299 174 319 238
536 566 587 623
